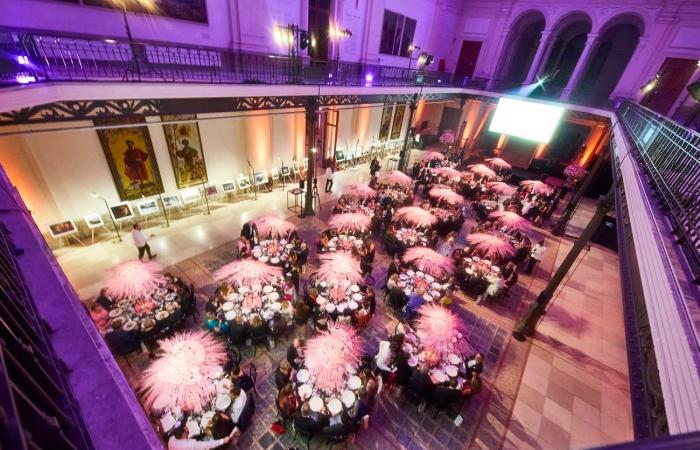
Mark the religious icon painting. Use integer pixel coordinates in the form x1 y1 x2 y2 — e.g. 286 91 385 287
96 118 164 201
390 104 406 140
162 114 208 189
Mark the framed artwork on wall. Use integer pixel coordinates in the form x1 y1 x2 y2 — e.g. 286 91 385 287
109 202 134 222
237 175 251 190
205 185 219 196
390 104 406 140
137 198 160 216
222 181 236 193
162 114 208 188
48 220 77 238
181 187 201 204
96 118 164 201
161 194 182 209
378 106 394 141
84 214 104 229
253 170 268 186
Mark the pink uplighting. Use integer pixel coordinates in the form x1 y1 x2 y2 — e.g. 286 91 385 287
378 170 413 188
317 252 364 284
139 331 227 413
304 323 362 394
485 157 512 170
328 212 371 233
467 233 515 259
214 259 282 287
520 179 554 195
250 214 296 239
104 260 165 299
347 182 377 200
402 247 454 279
486 181 516 196
467 164 497 179
416 304 472 357
429 187 465 205
488 211 531 231
394 206 438 228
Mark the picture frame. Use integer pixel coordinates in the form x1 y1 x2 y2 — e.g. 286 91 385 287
291 161 300 174
280 166 290 177
137 198 160 216
162 114 208 189
378 105 394 141
48 220 77 238
222 181 237 193
180 187 201 204
271 167 280 181
161 194 182 209
253 170 268 186
84 214 104 229
335 150 345 163
391 104 406 140
237 175 252 190
205 185 219 197
109 202 134 222
95 117 164 201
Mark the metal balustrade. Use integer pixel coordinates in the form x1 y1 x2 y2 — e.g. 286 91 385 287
0 223 93 450
617 100 700 281
1 31 470 88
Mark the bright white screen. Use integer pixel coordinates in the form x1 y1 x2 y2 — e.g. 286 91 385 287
489 97 565 143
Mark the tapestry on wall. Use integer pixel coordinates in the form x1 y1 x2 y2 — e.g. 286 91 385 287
162 114 208 189
390 104 406 140
378 106 393 141
83 0 208 24
96 118 164 201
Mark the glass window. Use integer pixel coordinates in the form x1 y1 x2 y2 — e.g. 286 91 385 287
380 10 417 56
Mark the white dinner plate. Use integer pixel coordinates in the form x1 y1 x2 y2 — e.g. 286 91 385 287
208 365 224 380
271 257 280 264
326 303 336 313
298 383 313 399
217 378 232 393
423 294 433 302
407 270 415 276
328 398 343 415
347 375 362 390
352 293 363 301
268 292 280 301
108 308 123 318
285 243 293 249
309 396 324 412
350 285 360 293
445 365 459 378
296 369 310 383
222 302 234 311
263 285 274 294
270 302 282 311
316 295 327 306
432 370 448 383
160 413 177 433
425 275 435 283
320 281 327 288
399 274 408 280
123 321 138 331
337 302 348 312
186 419 200 437
341 390 356 408
416 271 425 277
348 300 358 310
448 353 461 365
251 284 262 292
238 286 250 294
215 394 231 411
224 311 236 321
430 290 441 298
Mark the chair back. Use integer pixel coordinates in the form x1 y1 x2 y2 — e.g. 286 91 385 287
249 363 257 389
228 345 242 365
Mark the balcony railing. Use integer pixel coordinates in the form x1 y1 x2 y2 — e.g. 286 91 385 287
1 31 471 88
617 101 700 281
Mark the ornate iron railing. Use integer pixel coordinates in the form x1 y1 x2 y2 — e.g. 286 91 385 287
1 31 470 88
617 101 700 282
0 223 93 449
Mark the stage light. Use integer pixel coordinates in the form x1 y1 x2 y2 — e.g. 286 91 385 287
489 97 565 143
365 74 373 87
104 39 117 44
311 147 317 153
17 55 29 65
641 75 660 94
15 74 36 84
300 31 310 50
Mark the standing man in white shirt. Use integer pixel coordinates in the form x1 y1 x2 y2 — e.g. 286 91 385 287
526 239 546 274
167 423 239 450
325 165 334 193
131 223 157 261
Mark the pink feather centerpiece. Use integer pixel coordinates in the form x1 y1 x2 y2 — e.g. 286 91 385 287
486 181 517 196
394 206 438 228
104 260 165 299
347 183 377 200
328 213 371 233
468 164 497 179
423 151 446 161
415 304 471 357
520 179 554 195
304 323 362 394
317 252 364 284
485 157 512 170
429 187 465 205
250 214 296 239
488 211 531 231
467 233 515 259
140 330 227 414
378 170 413 188
564 164 586 179
402 247 455 280
432 166 464 180
439 130 455 145
214 259 282 287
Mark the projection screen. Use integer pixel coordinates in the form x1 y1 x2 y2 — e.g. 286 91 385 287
489 97 565 143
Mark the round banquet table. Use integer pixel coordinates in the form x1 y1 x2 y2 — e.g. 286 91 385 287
428 206 464 234
313 279 368 325
394 227 430 249
252 239 292 266
401 331 469 389
377 188 412 207
217 278 290 326
336 201 376 216
320 234 365 255
397 269 450 304
293 364 365 418
457 256 504 296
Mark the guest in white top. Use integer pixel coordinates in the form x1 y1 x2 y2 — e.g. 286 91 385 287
167 423 239 450
526 239 546 274
131 223 157 261
229 386 247 424
325 166 334 193
374 340 394 372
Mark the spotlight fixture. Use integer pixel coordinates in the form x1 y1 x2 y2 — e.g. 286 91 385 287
299 31 310 50
16 55 29 65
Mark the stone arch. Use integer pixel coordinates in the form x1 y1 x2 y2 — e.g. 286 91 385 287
494 10 547 90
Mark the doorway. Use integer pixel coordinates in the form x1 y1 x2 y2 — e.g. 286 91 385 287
455 40 482 78
641 57 698 115
308 0 331 60
438 107 461 135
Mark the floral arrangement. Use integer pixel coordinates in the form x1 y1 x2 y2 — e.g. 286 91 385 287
250 214 296 239
139 330 227 413
214 259 283 287
317 252 364 284
467 164 497 180
402 247 454 279
104 260 165 300
429 187 466 205
378 170 414 189
488 211 531 231
466 233 515 259
423 151 446 161
432 166 464 180
439 129 455 145
520 179 554 195
304 324 362 394
394 206 438 228
564 164 586 179
241 292 263 310
486 181 516 196
415 304 471 357
328 213 371 233
347 183 377 200
485 157 512 170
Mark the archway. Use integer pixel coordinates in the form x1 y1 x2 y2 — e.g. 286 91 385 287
496 11 546 90
573 14 644 105
534 13 592 98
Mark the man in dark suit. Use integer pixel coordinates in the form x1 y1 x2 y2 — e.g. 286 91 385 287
407 364 434 400
287 338 304 370
465 353 484 378
105 320 140 355
294 402 325 435
231 364 254 392
95 288 113 310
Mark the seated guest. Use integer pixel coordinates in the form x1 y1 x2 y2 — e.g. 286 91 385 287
464 353 484 378
237 236 250 258
460 372 483 398
294 402 325 435
386 273 400 291
387 258 401 279
351 388 372 426
270 312 287 340
204 412 234 440
275 359 292 390
282 277 297 302
228 316 249 346
294 300 310 338
229 385 248 425
404 291 425 319
168 420 239 450
95 288 114 310
287 338 304 370
249 315 269 341
205 312 229 335
276 384 297 421
230 364 254 392
105 319 140 355
407 364 434 404
89 302 110 334
432 382 462 409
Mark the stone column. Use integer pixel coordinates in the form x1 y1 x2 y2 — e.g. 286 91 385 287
398 94 418 172
522 31 552 85
486 27 512 89
561 32 599 100
303 98 318 217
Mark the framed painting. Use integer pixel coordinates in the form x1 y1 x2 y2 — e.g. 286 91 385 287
96 118 164 201
162 114 208 188
390 104 406 140
253 170 268 186
48 220 77 238
237 175 251 190
161 194 182 209
137 198 160 216
205 185 219 196
109 202 134 222
378 106 394 141
84 214 104 229
181 187 201 204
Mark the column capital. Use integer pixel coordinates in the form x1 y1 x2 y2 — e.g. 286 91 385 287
540 30 552 39
585 33 599 45
637 35 650 48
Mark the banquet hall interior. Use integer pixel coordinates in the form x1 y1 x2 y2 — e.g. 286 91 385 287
0 0 699 449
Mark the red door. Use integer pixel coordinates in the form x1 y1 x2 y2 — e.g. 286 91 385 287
641 57 698 115
455 40 482 78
